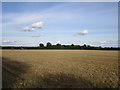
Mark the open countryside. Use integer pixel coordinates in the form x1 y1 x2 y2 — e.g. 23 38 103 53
2 2 119 88
2 50 118 88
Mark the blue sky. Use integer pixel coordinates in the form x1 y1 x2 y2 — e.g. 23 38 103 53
2 2 118 47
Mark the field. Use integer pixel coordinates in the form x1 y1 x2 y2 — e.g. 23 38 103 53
2 50 118 88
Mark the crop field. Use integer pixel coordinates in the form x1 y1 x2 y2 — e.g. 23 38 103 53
2 50 118 88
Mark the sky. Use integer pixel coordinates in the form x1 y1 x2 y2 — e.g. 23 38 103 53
1 2 118 47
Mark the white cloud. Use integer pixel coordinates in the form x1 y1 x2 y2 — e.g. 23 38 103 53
77 30 88 35
99 41 111 44
30 34 41 37
19 42 38 46
3 13 45 26
91 41 118 47
56 41 61 44
2 3 68 27
32 22 45 28
21 26 35 32
1 40 17 44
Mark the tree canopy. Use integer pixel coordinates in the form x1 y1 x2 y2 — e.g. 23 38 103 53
1 42 119 50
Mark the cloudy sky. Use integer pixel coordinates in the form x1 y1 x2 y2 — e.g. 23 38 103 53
2 2 118 47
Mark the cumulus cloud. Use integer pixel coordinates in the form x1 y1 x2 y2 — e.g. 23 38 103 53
21 26 35 32
32 22 45 28
30 34 41 37
77 30 88 35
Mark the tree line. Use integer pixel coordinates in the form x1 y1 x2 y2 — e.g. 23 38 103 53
1 42 120 50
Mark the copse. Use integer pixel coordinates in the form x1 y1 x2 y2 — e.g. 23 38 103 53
39 43 44 48
56 43 62 49
2 42 119 50
46 42 52 49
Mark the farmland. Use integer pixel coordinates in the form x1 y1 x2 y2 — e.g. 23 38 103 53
2 50 118 88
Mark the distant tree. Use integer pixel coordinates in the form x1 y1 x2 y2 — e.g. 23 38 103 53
39 43 44 48
70 44 74 49
46 42 52 48
87 45 91 47
71 44 74 47
2 41 119 50
55 43 61 49
83 44 87 47
56 43 61 47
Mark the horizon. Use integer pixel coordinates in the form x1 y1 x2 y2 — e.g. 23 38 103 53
2 2 118 47
1 42 119 48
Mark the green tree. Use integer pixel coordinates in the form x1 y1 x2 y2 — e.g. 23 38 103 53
46 42 52 48
71 44 74 47
56 43 61 48
83 44 87 47
39 43 44 48
70 44 74 49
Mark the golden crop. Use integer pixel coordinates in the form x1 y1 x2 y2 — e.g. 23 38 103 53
2 50 118 88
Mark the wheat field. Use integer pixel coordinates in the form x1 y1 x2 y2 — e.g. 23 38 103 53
2 50 118 88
